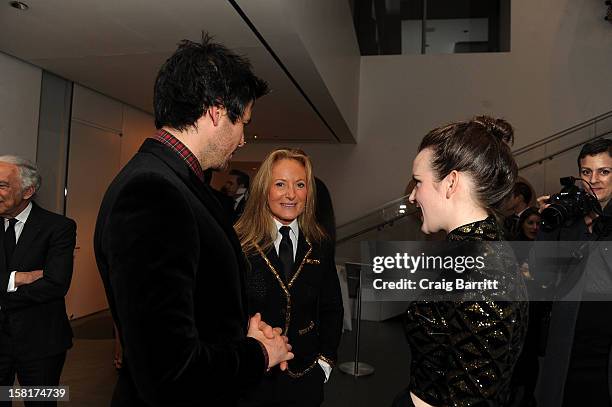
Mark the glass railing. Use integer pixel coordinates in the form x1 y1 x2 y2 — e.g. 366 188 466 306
513 110 612 198
335 196 421 322
336 195 418 266
513 110 612 171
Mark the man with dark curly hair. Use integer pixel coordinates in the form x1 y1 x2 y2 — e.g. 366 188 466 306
94 36 293 406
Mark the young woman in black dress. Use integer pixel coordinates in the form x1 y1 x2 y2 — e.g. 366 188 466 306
405 116 528 406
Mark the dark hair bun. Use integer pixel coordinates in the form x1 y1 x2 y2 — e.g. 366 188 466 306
473 115 514 145
419 115 518 214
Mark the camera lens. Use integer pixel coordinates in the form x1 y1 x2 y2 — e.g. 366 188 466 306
541 204 569 230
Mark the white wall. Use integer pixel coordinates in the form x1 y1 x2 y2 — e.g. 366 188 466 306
0 52 41 160
65 86 155 319
283 0 361 138
237 0 360 142
36 72 73 214
237 0 612 225
120 105 156 167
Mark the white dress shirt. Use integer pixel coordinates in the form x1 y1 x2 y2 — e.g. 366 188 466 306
271 217 332 382
273 218 298 260
233 187 248 210
3 202 33 293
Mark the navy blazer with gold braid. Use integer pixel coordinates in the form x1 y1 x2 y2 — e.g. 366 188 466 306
246 230 343 377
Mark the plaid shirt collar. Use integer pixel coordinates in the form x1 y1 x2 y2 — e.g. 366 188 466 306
153 129 204 182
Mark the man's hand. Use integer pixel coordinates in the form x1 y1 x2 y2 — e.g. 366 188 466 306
247 313 294 370
536 195 551 213
256 320 289 371
14 270 43 287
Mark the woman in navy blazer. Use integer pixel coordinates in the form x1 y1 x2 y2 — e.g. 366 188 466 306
235 149 343 407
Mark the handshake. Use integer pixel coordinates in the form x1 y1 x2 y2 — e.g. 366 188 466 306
247 313 294 370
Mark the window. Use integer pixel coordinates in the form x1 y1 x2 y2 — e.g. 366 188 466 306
353 0 511 55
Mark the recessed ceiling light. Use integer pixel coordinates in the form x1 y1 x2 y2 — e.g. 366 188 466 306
9 1 29 10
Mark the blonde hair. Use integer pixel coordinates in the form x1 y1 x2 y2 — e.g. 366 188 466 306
235 149 327 255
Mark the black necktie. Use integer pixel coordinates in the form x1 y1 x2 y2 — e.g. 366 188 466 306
279 226 294 281
4 218 17 267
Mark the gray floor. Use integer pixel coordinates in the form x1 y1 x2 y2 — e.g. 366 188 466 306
324 317 411 407
46 311 410 406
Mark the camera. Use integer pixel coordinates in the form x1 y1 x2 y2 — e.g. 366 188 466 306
540 177 601 231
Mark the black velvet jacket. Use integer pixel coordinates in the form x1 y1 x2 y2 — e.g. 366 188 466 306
245 232 343 377
94 139 265 406
405 216 528 406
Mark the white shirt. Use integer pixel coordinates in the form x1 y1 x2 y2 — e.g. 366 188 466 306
271 217 332 382
233 187 248 210
273 218 299 260
3 202 33 293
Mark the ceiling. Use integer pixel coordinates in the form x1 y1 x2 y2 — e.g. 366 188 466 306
0 0 345 143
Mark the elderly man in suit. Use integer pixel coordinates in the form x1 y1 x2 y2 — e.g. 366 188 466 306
0 156 76 407
94 36 293 407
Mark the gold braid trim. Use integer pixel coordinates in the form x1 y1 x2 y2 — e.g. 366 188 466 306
288 239 312 289
298 321 315 335
286 359 319 378
286 354 336 378
256 243 289 296
317 354 336 368
255 237 313 335
256 244 291 334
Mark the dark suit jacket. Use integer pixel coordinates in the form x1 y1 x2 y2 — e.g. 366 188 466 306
0 202 76 360
245 231 343 376
533 208 612 406
233 195 247 224
212 189 235 221
94 139 265 406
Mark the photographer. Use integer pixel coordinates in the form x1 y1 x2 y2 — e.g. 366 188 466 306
534 138 612 407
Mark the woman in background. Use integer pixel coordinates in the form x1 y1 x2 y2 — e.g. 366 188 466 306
508 206 542 407
514 207 541 279
404 116 528 406
236 148 343 407
516 207 541 241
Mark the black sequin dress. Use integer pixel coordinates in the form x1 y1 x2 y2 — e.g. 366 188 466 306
404 216 528 406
